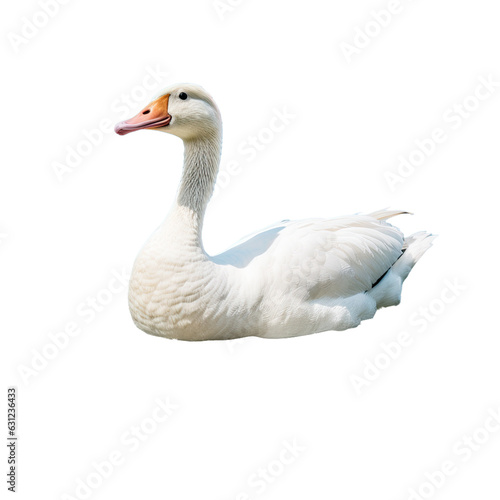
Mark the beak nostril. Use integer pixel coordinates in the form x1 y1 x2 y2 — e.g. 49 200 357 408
142 110 150 115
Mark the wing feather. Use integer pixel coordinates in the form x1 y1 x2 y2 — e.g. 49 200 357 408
214 213 405 300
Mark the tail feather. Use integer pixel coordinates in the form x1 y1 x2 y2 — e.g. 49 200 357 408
393 232 437 281
368 231 436 309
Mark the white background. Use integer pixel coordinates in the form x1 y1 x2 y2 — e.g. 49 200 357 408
2 0 500 499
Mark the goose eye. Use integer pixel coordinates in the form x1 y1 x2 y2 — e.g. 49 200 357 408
179 92 188 100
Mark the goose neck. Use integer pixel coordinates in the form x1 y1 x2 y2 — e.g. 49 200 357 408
166 133 221 243
177 135 221 215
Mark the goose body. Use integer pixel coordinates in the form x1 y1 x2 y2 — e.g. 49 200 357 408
115 84 435 341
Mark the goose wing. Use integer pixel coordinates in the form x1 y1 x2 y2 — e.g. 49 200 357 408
216 211 406 299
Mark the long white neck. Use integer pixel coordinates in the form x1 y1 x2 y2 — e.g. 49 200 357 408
162 132 222 248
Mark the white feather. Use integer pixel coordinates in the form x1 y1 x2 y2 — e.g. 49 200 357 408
122 84 435 341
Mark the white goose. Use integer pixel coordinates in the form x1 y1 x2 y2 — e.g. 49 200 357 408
115 84 435 341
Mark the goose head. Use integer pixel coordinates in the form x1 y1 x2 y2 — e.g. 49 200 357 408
114 83 221 141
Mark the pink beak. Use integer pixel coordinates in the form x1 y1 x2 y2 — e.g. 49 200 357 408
114 94 171 136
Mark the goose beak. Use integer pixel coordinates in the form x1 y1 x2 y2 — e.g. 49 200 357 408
114 94 171 136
